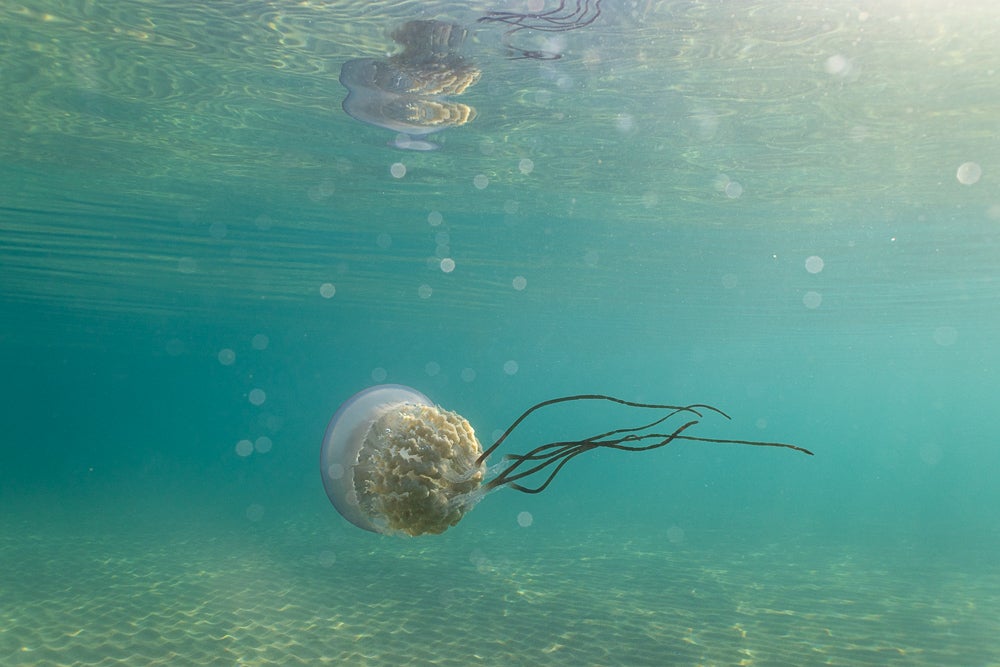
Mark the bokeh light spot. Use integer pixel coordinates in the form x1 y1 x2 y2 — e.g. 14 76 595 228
933 326 958 347
249 388 267 406
956 162 982 185
235 439 254 457
824 54 851 76
208 222 227 239
919 442 943 465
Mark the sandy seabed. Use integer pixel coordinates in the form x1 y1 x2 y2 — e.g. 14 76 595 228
2 506 998 667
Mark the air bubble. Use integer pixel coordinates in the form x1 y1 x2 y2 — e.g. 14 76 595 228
249 388 267 406
417 284 433 299
473 174 489 190
803 291 822 309
512 276 527 291
251 334 269 350
320 283 336 298
517 511 533 527
218 348 236 365
503 360 519 375
371 367 388 382
440 258 456 273
390 162 406 178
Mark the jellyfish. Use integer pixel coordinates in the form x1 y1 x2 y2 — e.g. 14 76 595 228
339 20 481 149
320 384 813 537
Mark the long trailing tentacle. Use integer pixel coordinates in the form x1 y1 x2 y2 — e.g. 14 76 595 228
476 394 711 466
494 420 701 493
480 393 812 494
492 405 700 478
671 435 814 457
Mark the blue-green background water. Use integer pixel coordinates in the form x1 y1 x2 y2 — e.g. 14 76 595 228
3 1 1000 664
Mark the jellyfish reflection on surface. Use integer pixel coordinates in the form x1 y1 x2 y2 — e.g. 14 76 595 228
320 385 813 536
339 20 481 149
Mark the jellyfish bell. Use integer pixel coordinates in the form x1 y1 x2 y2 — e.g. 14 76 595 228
321 387 814 537
320 384 485 537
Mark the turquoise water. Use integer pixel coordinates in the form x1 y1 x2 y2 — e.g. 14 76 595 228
3 1 1000 664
